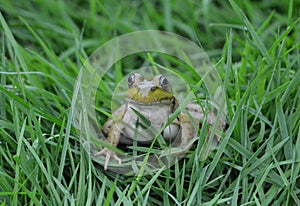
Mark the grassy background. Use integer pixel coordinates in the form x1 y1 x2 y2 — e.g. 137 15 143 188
0 0 300 205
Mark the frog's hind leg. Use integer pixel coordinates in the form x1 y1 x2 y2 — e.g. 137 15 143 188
179 112 196 151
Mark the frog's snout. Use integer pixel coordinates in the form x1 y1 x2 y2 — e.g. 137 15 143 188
138 83 156 97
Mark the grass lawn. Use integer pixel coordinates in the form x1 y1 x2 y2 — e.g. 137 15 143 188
0 0 300 205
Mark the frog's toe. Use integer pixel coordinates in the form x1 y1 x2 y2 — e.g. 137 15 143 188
109 152 122 165
94 148 122 170
94 148 107 157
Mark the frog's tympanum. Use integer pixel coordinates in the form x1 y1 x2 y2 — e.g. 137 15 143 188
95 73 225 170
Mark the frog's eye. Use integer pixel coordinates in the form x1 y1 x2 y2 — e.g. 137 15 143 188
159 75 169 89
128 74 135 87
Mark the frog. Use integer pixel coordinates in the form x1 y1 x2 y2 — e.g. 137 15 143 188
95 73 225 170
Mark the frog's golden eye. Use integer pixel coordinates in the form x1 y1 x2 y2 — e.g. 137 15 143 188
128 74 135 87
159 75 169 89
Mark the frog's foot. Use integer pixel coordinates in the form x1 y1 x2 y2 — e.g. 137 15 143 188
94 148 122 170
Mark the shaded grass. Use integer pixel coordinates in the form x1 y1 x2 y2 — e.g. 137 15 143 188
0 0 300 205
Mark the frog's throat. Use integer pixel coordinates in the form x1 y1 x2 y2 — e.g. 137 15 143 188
126 87 174 104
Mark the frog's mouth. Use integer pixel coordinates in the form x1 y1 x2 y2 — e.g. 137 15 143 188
126 86 174 104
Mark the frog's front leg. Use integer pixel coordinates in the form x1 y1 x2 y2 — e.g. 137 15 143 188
94 123 123 170
94 105 126 170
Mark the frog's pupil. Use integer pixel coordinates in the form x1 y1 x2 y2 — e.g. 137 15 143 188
160 77 168 87
128 74 135 87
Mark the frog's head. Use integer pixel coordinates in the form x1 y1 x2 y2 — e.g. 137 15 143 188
125 73 174 104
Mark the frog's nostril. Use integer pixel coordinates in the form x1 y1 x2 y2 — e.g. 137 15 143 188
150 87 156 91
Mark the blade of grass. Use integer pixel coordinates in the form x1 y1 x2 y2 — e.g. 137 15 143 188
22 136 62 204
229 0 272 65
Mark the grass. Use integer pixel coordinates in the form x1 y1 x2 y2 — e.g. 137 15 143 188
0 0 300 205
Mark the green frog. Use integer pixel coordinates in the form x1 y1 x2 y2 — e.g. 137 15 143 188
95 73 225 170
